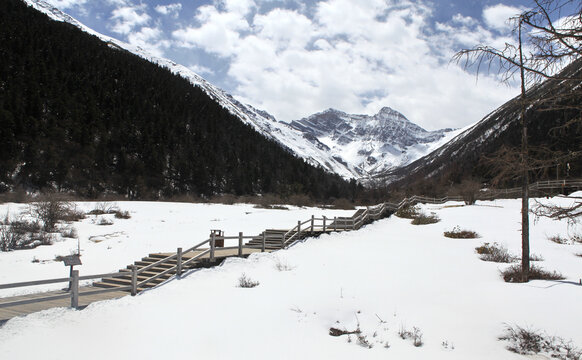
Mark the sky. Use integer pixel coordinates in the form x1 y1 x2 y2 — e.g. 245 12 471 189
41 0 539 130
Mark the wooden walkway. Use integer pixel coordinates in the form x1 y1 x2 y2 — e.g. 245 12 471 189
2 179 581 324
0 247 276 323
0 287 128 323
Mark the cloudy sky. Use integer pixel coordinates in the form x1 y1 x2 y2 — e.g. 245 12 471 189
44 0 537 130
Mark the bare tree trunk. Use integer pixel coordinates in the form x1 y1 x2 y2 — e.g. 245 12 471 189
519 22 530 282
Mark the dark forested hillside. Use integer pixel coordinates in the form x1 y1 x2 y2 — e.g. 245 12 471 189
0 0 357 199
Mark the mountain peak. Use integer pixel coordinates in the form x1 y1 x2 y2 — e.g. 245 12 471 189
288 107 455 177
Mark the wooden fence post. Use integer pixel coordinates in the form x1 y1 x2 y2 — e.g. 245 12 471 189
334 216 337 231
70 270 79 309
297 221 301 236
177 247 182 277
210 233 215 262
281 233 285 248
261 232 266 253
323 216 326 232
239 232 243 257
311 215 314 233
131 265 137 296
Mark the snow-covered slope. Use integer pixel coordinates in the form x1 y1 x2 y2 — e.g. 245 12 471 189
288 108 458 176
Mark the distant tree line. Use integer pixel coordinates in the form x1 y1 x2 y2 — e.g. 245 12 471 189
0 0 361 201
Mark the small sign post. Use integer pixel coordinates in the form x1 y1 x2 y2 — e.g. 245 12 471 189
63 255 82 291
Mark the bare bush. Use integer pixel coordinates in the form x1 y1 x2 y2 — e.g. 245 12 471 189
444 226 480 238
411 212 440 225
499 325 581 359
399 325 424 347
395 205 420 219
238 273 259 288
0 219 52 251
548 234 582 245
501 264 564 283
529 253 544 262
114 210 131 219
456 179 482 205
475 243 517 263
548 235 569 244
88 202 119 215
31 196 74 231
97 217 114 226
357 333 373 349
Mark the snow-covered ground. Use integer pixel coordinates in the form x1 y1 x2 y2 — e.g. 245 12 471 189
0 195 581 359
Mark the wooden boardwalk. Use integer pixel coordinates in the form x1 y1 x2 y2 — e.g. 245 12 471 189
0 201 419 323
0 287 128 323
0 247 274 323
2 179 581 324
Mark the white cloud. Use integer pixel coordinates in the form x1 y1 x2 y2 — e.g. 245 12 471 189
483 4 524 31
110 5 151 35
127 26 170 57
189 64 215 76
172 4 251 56
155 3 182 18
170 0 520 129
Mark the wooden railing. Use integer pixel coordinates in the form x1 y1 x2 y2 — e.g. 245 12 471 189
1 178 580 312
0 271 131 309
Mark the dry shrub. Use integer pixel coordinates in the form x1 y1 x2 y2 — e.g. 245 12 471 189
399 325 424 347
499 324 581 359
548 235 569 244
501 264 564 283
548 234 582 245
395 205 420 219
114 210 131 219
238 273 259 288
0 219 52 251
31 194 83 230
444 226 480 238
97 217 114 226
88 202 118 215
411 212 440 225
476 243 517 263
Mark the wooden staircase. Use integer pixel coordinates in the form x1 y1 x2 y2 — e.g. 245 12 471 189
245 229 299 250
93 252 212 293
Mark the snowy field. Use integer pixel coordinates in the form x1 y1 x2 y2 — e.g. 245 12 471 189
0 195 581 359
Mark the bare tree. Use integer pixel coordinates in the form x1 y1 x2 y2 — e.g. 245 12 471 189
453 0 582 282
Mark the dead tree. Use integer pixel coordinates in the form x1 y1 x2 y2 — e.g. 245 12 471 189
453 0 582 282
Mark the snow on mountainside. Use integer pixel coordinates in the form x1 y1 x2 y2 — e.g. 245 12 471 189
22 0 359 179
22 0 456 181
288 108 458 176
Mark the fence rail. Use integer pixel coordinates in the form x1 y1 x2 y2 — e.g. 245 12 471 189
1 178 580 313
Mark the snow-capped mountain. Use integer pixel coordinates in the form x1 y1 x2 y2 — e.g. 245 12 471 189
22 0 456 181
288 108 458 176
23 0 363 179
